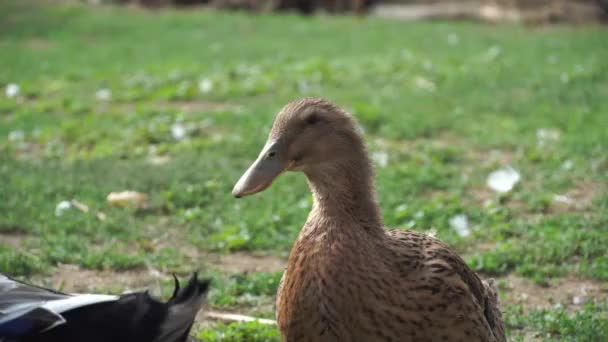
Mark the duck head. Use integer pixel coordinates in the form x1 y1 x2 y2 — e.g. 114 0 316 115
232 98 364 198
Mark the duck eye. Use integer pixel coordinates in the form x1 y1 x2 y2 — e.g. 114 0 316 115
267 151 276 158
305 114 319 125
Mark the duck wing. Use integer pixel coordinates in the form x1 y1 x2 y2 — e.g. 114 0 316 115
387 230 506 342
430 243 505 342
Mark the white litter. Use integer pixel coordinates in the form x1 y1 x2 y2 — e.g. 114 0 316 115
5 83 20 98
449 214 471 237
8 130 24 142
198 78 213 94
70 200 89 213
95 88 112 101
148 155 170 165
414 76 436 92
553 194 574 205
486 166 520 193
170 123 187 141
55 201 72 216
537 128 560 147
206 311 276 325
572 296 586 306
107 191 148 207
561 160 574 171
371 151 389 168
425 228 438 238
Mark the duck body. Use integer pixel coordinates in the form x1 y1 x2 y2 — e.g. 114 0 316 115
278 224 503 341
0 273 209 342
232 98 505 342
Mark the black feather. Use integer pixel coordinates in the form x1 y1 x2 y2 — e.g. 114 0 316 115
0 273 209 342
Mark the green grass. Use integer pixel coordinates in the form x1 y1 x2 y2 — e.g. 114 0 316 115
1 0 607 339
198 321 281 342
505 303 608 341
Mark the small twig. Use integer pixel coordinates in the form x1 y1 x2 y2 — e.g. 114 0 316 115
205 311 277 325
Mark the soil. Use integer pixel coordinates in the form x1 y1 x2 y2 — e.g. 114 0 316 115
206 252 286 273
499 274 608 313
0 232 26 247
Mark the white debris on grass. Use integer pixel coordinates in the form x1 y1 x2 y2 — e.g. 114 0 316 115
95 88 112 101
572 295 586 306
107 191 148 207
170 123 187 141
55 201 72 216
536 128 560 147
70 200 90 213
55 199 91 217
371 151 389 168
487 166 520 193
449 214 471 237
198 78 213 94
5 83 20 98
148 155 171 165
425 228 438 238
553 194 574 205
561 160 574 171
414 76 436 92
96 212 107 221
8 130 24 142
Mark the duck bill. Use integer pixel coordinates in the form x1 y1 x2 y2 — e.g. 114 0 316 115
232 141 288 198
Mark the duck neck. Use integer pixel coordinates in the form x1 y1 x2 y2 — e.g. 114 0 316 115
304 153 382 231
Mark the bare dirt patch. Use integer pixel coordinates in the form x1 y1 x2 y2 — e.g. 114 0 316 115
206 252 287 273
0 232 26 247
499 274 608 313
28 263 160 294
550 181 602 214
471 148 519 168
143 223 287 274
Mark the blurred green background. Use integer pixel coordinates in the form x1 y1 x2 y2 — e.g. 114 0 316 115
1 0 607 340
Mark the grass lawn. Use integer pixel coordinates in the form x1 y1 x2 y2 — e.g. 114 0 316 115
1 0 607 340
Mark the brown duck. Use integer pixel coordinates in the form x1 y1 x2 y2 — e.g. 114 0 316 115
232 98 505 342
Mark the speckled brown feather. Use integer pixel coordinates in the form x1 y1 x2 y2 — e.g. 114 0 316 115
266 98 505 342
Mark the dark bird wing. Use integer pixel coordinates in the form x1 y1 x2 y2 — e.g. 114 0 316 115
0 273 118 338
0 273 209 342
